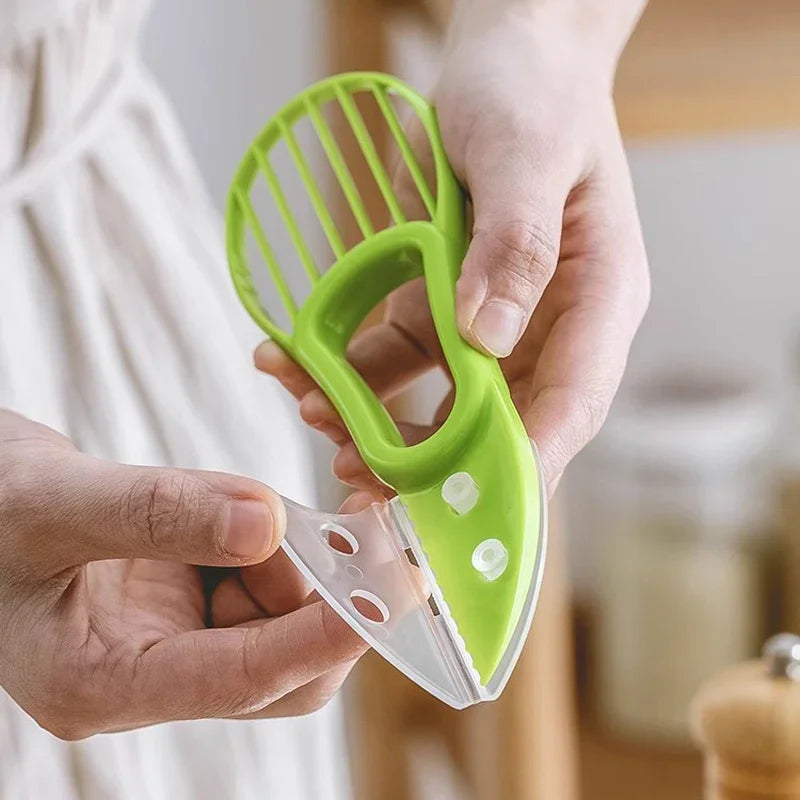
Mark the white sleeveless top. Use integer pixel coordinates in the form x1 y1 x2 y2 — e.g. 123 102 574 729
0 1 349 797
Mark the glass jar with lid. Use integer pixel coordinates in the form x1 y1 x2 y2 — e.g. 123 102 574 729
778 339 800 633
591 373 775 743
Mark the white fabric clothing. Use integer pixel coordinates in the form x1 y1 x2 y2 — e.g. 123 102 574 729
0 0 350 797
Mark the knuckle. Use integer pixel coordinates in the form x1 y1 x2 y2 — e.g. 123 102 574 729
614 246 651 326
331 458 356 483
0 462 43 529
123 472 212 554
480 220 559 299
319 604 366 662
331 446 365 484
219 688 268 718
573 388 612 442
0 464 66 582
225 625 283 715
230 612 363 718
554 383 612 450
319 603 345 651
538 384 613 470
241 624 270 689
299 391 333 426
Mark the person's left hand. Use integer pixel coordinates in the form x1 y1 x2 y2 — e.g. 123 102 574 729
0 409 370 738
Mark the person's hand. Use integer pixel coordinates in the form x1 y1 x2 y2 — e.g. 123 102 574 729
0 409 366 740
257 0 650 493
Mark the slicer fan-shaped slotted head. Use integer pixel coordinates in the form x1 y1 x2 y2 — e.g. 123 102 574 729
225 72 546 708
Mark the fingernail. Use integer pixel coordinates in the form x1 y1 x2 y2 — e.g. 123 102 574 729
303 390 337 423
224 499 273 558
253 340 282 367
470 300 525 357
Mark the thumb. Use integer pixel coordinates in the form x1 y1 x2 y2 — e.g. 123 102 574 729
456 141 569 357
37 455 285 570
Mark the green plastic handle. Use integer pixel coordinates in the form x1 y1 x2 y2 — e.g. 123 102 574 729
225 72 543 685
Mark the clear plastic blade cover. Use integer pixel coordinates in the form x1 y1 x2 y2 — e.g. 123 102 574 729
280 442 547 710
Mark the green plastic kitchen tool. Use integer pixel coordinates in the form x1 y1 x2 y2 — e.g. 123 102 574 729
225 72 546 708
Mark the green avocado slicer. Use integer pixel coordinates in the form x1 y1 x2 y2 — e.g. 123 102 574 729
225 72 546 708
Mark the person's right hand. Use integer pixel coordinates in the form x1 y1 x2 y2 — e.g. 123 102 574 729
257 0 650 495
0 408 366 740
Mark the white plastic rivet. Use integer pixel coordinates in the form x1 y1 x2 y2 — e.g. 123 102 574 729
441 472 479 515
471 539 508 581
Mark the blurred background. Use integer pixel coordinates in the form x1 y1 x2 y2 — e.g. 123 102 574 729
142 1 800 798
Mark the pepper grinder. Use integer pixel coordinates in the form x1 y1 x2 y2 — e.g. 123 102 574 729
691 633 800 799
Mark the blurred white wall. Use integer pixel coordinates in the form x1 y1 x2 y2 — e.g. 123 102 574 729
140 0 346 508
141 4 800 586
142 0 325 209
628 132 800 389
569 133 800 593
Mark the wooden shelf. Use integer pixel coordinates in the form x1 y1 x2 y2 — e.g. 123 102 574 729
580 725 703 800
616 0 800 139
396 0 800 140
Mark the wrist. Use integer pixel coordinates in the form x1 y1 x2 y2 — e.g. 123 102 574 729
446 0 646 86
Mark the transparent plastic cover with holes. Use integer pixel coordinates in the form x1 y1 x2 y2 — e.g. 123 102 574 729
224 72 548 707
280 443 547 709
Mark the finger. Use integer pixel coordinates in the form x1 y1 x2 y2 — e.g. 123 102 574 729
240 547 312 617
455 132 575 357
332 423 435 492
254 341 318 401
25 457 286 573
298 314 435 431
391 115 437 222
131 599 367 722
297 389 350 444
338 490 381 514
346 299 438 397
96 657 359 731
211 575 265 628
523 307 624 491
255 341 353 442
229 493 385 717
524 151 649 491
433 388 455 427
258 316 436 447
254 342 353 444
232 660 358 719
